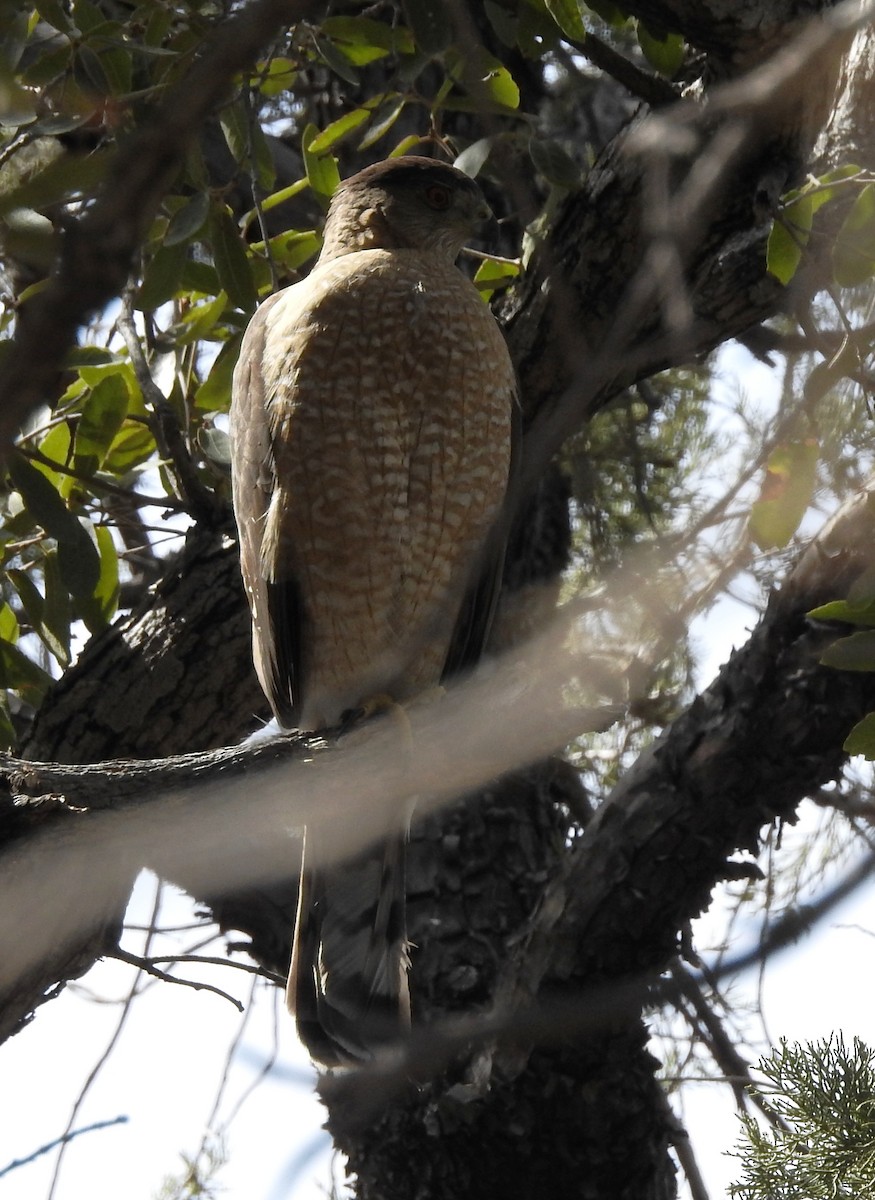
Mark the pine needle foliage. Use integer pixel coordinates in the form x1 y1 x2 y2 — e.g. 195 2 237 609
730 1035 875 1199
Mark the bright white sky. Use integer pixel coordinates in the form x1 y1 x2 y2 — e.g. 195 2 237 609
6 844 874 1199
4 345 875 1200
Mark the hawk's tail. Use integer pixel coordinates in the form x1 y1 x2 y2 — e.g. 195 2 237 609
287 825 411 1066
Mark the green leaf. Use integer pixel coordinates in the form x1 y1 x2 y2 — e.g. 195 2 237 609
0 638 52 707
0 602 19 644
2 8 33 73
66 346 123 368
252 56 297 97
1 206 55 272
766 193 816 284
198 424 231 467
33 0 74 32
480 60 520 110
171 290 230 345
637 23 684 76
390 134 428 158
7 454 101 600
71 0 108 34
584 0 626 25
448 48 520 111
74 372 130 476
809 598 875 628
766 166 861 284
843 712 875 759
137 239 189 311
42 548 72 663
529 138 580 188
821 630 875 672
307 108 372 154
544 0 586 42
832 182 875 286
359 97 406 151
454 138 494 179
219 98 252 166
143 3 172 48
32 422 73 488
179 259 222 296
164 193 210 247
78 523 119 633
7 571 42 639
8 559 71 666
209 206 257 313
82 35 133 96
322 16 414 63
484 1 518 47
194 334 242 412
21 43 75 89
473 255 520 300
0 152 108 217
103 419 156 474
257 176 309 218
251 123 277 193
302 124 341 205
0 80 38 129
516 3 561 55
312 33 360 85
258 229 321 273
400 0 453 54
748 440 818 550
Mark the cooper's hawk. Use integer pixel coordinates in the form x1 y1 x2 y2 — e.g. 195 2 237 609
230 156 517 1064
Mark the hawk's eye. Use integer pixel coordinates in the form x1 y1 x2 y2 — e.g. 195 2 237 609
424 183 452 210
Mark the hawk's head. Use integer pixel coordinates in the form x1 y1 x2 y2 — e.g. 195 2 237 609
319 156 492 262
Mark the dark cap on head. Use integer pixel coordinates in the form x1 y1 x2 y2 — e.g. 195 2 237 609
319 156 492 262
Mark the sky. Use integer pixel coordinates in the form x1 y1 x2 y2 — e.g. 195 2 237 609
5 860 875 1200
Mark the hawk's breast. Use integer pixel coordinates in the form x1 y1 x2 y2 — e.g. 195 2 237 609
257 248 515 728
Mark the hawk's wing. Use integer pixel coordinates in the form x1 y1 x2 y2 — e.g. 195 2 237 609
441 382 521 681
230 290 305 729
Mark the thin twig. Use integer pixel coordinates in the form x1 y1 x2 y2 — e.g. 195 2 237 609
46 882 163 1200
16 444 187 511
567 30 681 107
110 947 245 1011
143 953 285 985
0 1116 128 1180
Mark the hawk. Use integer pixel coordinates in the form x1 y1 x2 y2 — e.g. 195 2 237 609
230 156 517 1064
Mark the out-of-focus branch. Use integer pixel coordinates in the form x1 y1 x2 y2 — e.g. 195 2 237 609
0 0 318 457
4 473 875 1043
